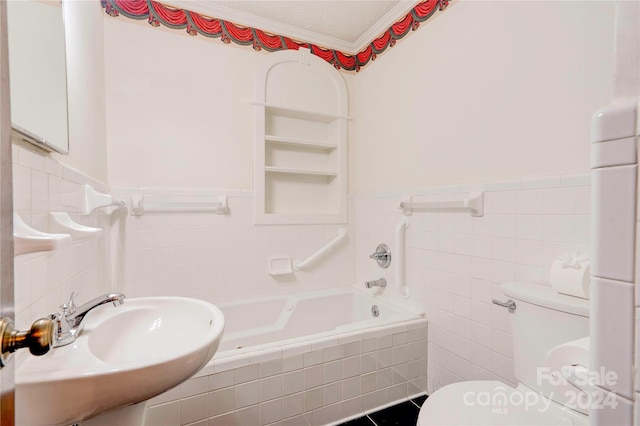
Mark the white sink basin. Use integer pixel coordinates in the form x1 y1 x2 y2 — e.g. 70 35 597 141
15 297 225 426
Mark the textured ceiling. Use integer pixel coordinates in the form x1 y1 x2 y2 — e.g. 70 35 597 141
169 0 419 54
212 1 399 43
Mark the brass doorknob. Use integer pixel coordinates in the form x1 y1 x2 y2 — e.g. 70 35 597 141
0 317 54 367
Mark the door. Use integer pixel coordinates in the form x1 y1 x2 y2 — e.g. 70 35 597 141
0 0 15 424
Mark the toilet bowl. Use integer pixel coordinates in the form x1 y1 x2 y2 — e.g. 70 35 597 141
417 282 590 426
417 381 588 425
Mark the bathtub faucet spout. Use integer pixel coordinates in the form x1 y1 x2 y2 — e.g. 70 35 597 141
49 292 126 347
365 278 387 289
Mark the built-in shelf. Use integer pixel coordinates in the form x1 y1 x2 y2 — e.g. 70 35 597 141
254 49 348 225
265 166 338 177
265 135 337 151
256 103 347 122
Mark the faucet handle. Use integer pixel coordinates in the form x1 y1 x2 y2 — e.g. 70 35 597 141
60 291 79 316
369 244 391 269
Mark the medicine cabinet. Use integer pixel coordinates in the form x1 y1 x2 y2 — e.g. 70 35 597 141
254 49 348 224
7 0 69 154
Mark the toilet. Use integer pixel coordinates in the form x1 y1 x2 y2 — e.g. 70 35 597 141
417 282 590 426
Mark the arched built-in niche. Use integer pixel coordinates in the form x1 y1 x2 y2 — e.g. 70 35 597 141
254 49 348 224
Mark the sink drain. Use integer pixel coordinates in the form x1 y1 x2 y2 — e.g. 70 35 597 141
371 305 379 318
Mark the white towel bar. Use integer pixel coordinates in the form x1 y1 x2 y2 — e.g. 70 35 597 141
130 194 229 216
400 191 484 217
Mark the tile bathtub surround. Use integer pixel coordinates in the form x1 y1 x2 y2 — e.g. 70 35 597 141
11 144 113 329
109 188 356 304
145 321 428 426
354 174 591 393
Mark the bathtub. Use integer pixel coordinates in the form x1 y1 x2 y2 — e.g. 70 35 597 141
216 287 421 355
146 287 428 426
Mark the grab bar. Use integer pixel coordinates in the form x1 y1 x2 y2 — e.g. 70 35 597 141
130 194 229 216
400 191 484 217
395 216 410 298
293 228 347 271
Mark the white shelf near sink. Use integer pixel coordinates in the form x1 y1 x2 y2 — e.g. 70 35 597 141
13 213 72 256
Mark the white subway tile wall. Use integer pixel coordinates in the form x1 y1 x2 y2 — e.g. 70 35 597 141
354 175 591 393
12 146 595 425
109 188 356 305
12 145 112 329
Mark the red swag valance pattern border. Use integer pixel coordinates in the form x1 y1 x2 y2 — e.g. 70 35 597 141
101 0 448 72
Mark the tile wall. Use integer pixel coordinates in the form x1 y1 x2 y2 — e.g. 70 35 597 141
12 143 112 329
11 141 599 423
109 188 356 305
354 174 591 393
589 99 638 425
11 145 357 327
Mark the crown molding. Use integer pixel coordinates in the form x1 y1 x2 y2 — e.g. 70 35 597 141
165 0 422 55
102 0 447 71
352 0 418 53
166 0 362 54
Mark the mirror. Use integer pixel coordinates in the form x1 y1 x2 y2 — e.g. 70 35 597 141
7 0 69 154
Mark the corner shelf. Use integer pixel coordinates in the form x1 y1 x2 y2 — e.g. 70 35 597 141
254 49 348 225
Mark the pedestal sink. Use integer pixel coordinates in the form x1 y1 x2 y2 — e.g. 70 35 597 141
15 297 225 426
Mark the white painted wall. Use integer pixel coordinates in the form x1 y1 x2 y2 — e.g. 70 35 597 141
103 18 255 189
55 0 108 183
613 0 640 98
103 17 356 190
102 1 615 194
350 0 615 193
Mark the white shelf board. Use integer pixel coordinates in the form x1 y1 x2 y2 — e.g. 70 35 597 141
262 103 346 123
265 135 337 150
265 166 338 177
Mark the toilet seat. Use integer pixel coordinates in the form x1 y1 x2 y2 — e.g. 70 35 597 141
417 381 588 426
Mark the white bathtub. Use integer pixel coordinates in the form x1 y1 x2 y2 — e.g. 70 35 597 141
148 287 428 426
215 287 421 355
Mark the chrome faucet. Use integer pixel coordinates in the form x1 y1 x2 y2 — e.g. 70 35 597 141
50 292 125 347
365 278 387 289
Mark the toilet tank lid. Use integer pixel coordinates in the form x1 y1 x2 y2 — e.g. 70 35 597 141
501 282 589 317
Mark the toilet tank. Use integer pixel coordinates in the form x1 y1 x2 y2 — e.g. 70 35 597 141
502 282 589 401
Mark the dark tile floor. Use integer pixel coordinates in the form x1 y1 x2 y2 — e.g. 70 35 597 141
339 395 428 426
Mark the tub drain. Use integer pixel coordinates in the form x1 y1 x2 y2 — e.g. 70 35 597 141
371 305 379 318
